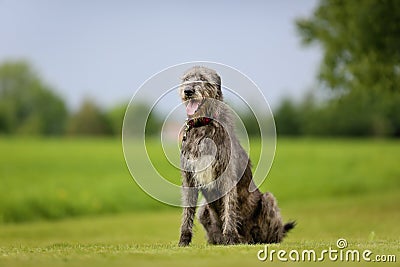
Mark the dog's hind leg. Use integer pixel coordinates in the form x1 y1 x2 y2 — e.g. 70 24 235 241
259 192 285 243
198 203 224 244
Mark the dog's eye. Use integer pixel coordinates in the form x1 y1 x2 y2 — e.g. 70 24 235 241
200 76 206 82
184 77 190 82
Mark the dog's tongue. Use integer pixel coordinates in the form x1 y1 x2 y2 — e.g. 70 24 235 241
186 100 199 116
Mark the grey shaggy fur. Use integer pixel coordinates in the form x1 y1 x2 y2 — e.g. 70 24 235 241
178 66 294 246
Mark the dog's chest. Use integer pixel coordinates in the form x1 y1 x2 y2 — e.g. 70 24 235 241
192 156 214 186
181 133 217 186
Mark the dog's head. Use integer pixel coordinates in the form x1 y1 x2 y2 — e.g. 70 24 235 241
179 66 222 118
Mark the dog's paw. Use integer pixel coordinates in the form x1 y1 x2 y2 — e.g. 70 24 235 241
178 233 192 247
223 231 241 245
178 240 190 247
208 234 225 245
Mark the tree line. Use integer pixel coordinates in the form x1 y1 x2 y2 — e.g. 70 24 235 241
0 60 163 137
282 0 400 137
274 91 400 137
1 58 399 138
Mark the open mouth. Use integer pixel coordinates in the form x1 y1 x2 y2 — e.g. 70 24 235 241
185 98 203 116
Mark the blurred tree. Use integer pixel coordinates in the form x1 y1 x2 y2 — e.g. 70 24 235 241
0 60 67 135
238 111 261 137
106 103 127 136
297 0 400 136
297 0 400 92
67 99 112 136
274 98 301 136
138 104 162 137
68 101 164 137
122 103 163 138
145 110 162 137
274 90 398 137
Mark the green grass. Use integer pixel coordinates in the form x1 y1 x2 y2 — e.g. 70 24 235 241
1 137 399 223
0 193 398 267
0 138 164 223
0 137 399 266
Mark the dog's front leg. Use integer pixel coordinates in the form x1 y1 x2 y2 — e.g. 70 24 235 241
222 187 241 245
178 174 198 246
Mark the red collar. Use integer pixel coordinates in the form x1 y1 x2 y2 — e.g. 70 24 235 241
187 117 212 128
182 117 213 142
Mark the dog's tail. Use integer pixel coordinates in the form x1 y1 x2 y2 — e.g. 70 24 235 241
283 221 296 236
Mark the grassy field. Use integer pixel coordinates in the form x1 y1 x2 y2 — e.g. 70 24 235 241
0 137 399 266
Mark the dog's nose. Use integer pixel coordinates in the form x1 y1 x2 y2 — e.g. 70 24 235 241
184 87 195 97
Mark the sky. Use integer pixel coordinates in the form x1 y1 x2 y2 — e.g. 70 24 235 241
0 0 321 110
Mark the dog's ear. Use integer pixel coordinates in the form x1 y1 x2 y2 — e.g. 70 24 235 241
213 73 223 100
216 89 223 100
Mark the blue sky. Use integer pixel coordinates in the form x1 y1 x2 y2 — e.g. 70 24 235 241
0 0 321 110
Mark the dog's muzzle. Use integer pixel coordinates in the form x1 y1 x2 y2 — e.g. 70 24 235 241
184 87 195 97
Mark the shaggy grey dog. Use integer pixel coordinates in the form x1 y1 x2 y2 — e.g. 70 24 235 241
178 66 294 246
